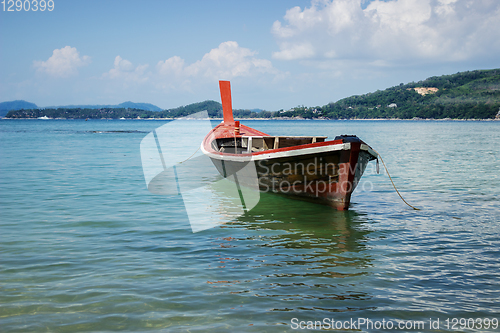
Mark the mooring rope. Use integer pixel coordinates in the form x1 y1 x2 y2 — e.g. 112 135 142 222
178 146 201 164
373 149 420 210
175 134 420 211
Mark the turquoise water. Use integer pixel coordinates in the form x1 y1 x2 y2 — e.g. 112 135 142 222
1 119 499 332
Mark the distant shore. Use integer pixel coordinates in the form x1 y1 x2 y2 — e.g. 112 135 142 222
2 116 499 121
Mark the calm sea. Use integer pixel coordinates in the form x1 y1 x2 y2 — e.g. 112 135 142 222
1 119 499 332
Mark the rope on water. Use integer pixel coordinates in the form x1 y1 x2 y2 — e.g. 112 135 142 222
178 146 201 164
373 149 420 210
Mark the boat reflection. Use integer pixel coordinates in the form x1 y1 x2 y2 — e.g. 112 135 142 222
207 194 376 313
224 192 373 254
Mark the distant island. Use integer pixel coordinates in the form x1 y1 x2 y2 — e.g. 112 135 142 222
0 100 38 118
42 101 162 112
0 101 162 118
4 69 500 120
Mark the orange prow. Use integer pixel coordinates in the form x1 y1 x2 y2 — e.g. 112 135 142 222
219 80 234 124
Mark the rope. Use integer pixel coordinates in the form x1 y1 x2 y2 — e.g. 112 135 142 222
373 149 420 210
178 145 201 164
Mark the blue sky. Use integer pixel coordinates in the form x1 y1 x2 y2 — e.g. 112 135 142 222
1 0 499 110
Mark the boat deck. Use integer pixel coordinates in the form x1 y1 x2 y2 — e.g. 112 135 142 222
213 135 328 154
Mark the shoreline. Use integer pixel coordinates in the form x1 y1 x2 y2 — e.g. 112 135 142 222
2 117 499 121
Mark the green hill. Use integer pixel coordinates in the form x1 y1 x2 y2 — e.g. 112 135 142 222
318 68 500 119
161 100 222 118
43 102 162 112
0 100 38 117
116 102 162 111
4 101 223 119
5 108 155 119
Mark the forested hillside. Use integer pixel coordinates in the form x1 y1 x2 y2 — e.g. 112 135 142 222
317 69 500 119
5 69 500 120
0 100 38 118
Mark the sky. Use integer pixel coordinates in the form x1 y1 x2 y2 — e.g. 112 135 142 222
1 0 499 111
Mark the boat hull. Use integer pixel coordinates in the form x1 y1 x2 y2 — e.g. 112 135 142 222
205 139 375 210
201 81 377 211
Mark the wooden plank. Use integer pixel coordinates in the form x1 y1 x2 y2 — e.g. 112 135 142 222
247 137 252 153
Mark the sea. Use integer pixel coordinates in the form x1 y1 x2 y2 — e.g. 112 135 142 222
1 119 499 332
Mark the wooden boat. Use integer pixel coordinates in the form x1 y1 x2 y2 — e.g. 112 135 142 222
201 81 378 210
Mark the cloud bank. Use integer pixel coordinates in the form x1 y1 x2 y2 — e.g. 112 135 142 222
272 0 500 64
157 41 278 79
98 42 283 93
102 56 149 84
34 46 90 77
156 41 281 86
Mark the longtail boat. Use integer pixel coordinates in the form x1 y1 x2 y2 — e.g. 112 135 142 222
201 81 378 210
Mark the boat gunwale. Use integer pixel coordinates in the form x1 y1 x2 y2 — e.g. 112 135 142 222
201 139 377 162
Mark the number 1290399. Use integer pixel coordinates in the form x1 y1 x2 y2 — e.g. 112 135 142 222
2 0 54 11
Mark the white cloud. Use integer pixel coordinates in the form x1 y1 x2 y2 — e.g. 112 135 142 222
33 46 90 78
157 41 281 82
102 56 149 84
96 42 285 100
156 56 185 77
272 0 500 63
272 42 316 60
